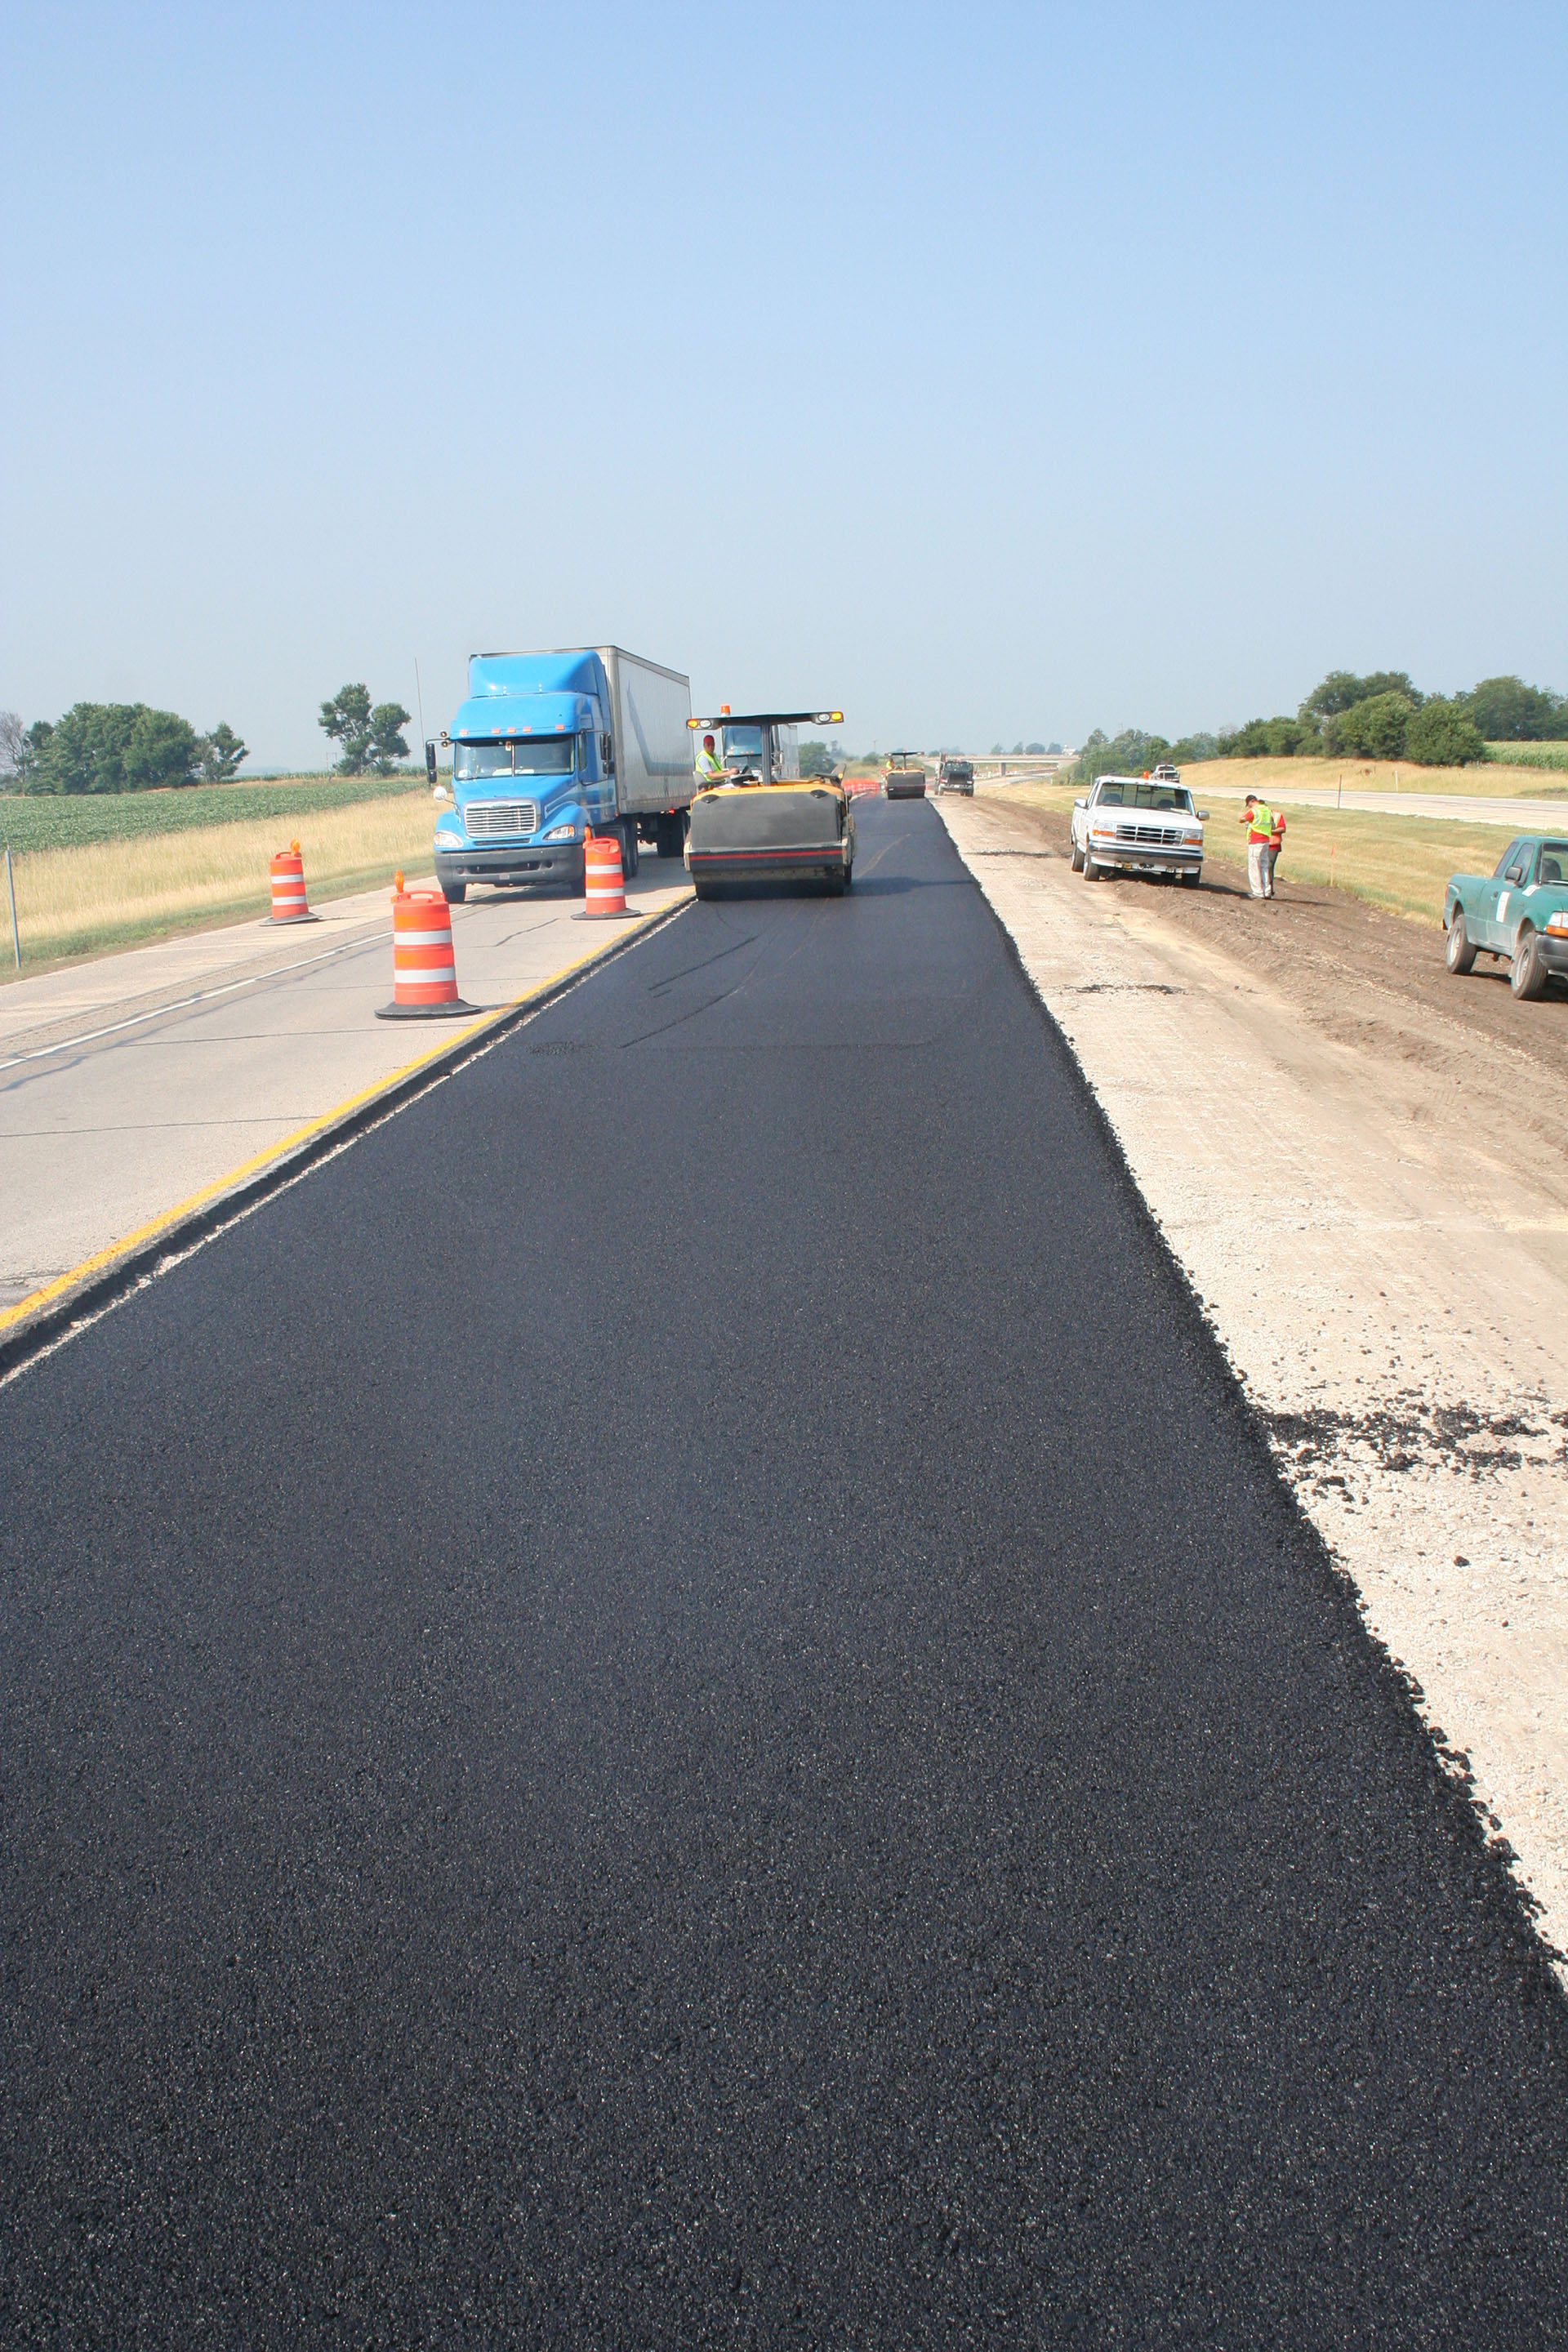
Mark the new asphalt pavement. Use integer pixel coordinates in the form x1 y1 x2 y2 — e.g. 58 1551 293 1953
2 800 1565 2345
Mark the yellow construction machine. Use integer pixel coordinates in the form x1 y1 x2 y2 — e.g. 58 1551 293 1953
684 709 855 898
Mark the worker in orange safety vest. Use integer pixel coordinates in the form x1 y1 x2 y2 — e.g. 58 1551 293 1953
1240 793 1274 899
1265 803 1286 897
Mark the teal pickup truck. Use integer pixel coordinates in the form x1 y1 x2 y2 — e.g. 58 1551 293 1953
1444 834 1568 1000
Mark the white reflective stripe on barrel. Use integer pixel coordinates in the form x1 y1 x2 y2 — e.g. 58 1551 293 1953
392 929 457 948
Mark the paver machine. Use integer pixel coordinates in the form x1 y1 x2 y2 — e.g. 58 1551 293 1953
684 708 855 898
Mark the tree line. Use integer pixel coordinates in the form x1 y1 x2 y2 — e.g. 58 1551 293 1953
0 679 414 793
1067 671 1568 786
0 705 248 794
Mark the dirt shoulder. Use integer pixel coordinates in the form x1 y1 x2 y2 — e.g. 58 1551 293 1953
978 791 1568 1152
942 792 1568 1977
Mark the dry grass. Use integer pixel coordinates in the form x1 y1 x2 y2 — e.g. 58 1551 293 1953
1178 754 1567 802
3 794 437 973
989 778 1520 927
1196 804 1520 924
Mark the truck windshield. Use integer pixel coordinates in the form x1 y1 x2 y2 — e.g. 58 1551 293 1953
1096 780 1193 813
723 727 765 765
455 737 577 778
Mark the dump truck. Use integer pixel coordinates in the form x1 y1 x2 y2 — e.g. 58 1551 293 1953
434 646 693 902
684 708 855 897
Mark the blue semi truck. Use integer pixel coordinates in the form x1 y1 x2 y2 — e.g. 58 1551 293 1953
433 646 694 902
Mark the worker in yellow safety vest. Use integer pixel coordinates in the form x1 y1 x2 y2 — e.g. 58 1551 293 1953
695 733 724 789
1240 793 1275 899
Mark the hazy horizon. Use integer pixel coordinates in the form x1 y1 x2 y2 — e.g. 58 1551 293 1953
5 2 1565 771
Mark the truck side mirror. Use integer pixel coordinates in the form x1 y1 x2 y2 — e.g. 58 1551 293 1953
425 740 438 787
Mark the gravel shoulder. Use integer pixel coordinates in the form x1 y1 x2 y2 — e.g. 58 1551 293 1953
942 790 1568 1971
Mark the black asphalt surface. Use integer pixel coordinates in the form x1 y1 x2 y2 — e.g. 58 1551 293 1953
2 799 1566 2345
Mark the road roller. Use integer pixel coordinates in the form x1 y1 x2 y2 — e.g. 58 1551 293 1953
684 709 855 898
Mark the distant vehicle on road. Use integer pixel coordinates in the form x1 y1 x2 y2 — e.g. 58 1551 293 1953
685 707 855 898
1444 835 1568 1000
884 754 929 800
1071 773 1205 886
1150 762 1182 784
937 757 974 795
434 646 693 904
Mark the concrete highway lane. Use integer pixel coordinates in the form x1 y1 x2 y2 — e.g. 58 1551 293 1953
2 800 1566 2344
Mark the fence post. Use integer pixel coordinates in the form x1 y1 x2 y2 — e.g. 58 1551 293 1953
4 845 18 970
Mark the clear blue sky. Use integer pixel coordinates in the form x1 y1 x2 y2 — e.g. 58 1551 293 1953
4 1 1565 764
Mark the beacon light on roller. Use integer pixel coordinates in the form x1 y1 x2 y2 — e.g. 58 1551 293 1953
684 709 856 898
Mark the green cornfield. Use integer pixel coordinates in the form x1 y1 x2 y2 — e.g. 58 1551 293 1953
0 773 426 857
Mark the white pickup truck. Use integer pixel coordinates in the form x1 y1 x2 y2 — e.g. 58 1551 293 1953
1070 769 1205 886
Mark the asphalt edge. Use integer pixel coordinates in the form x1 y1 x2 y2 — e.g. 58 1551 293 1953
0 895 692 1387
934 797 1568 2023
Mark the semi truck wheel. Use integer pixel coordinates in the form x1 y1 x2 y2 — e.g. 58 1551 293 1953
441 881 467 905
619 821 639 879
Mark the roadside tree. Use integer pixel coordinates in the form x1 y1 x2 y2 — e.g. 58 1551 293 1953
1323 691 1414 760
0 710 25 782
197 722 249 783
1454 675 1567 742
319 684 374 773
367 702 411 775
1404 697 1486 767
33 702 198 793
1300 670 1422 724
19 721 53 785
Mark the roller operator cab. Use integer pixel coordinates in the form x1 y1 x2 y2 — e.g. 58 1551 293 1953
434 646 693 903
684 708 855 898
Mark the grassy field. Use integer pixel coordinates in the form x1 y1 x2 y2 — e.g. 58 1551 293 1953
994 779 1519 926
0 772 426 856
1172 754 1568 803
1197 804 1521 923
1 789 438 973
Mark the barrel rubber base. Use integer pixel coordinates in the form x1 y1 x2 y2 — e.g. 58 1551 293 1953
570 909 639 921
262 911 320 925
374 998 481 1021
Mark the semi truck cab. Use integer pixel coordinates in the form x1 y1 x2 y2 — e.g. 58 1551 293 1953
434 647 693 903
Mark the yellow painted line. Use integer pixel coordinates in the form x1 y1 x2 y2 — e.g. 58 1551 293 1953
0 898 687 1339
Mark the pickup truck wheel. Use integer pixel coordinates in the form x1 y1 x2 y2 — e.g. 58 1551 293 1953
1069 839 1085 872
1445 905 1477 974
1511 924 1547 1000
1181 868 1200 889
440 881 467 905
1082 843 1102 880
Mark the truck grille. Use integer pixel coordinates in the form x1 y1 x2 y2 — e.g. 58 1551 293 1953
1116 822 1183 844
466 799 539 840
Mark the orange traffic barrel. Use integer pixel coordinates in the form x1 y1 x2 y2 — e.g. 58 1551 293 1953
575 831 635 920
268 840 317 924
375 880 478 1021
